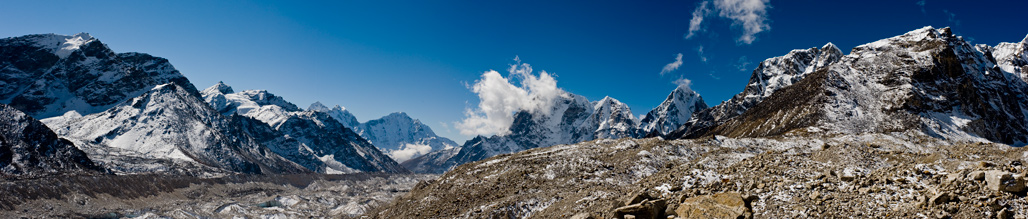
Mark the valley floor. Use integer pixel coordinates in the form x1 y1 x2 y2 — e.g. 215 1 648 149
0 173 436 218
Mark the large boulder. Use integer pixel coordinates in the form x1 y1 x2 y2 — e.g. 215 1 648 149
985 170 1025 193
674 192 753 219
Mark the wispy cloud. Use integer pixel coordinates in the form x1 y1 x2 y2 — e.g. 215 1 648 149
735 56 751 71
674 78 693 91
686 0 772 44
943 9 960 26
660 53 684 75
455 57 563 136
696 46 708 63
686 1 712 39
916 0 926 14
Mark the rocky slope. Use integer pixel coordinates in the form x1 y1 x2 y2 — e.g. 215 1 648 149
674 27 1028 146
373 27 1028 218
0 33 197 118
42 83 306 176
0 103 105 178
373 133 1028 218
670 42 843 139
202 82 408 174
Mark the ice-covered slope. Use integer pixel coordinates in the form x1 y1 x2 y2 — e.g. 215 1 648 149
43 83 306 175
356 112 459 162
680 27 1028 145
0 33 197 118
409 91 641 173
669 42 844 139
639 86 708 136
0 103 105 178
991 34 1028 83
202 83 408 173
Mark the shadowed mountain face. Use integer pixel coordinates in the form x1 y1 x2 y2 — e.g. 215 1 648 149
0 103 104 178
44 83 308 175
202 83 409 174
0 33 197 119
670 27 1028 145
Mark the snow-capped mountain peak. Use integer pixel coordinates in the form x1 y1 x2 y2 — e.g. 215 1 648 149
24 32 98 59
0 33 198 118
357 112 458 163
203 81 234 94
307 102 360 129
670 40 843 139
640 85 708 136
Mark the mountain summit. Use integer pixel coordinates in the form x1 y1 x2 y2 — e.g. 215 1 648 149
671 27 1028 145
0 33 197 118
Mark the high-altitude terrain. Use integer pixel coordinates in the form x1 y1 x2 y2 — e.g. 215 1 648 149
373 27 1028 218
1 26 1026 219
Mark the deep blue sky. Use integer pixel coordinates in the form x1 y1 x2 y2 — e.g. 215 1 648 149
2 0 1025 142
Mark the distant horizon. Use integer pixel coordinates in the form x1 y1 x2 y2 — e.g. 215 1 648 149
2 0 1026 143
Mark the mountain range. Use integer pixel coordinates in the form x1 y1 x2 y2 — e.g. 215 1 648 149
1 33 408 176
2 26 1026 177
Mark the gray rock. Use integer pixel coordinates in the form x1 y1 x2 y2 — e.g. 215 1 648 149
969 171 986 181
985 170 1025 193
570 213 595 219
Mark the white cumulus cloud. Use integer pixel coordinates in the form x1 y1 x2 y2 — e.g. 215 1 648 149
456 57 564 137
685 0 771 44
388 143 433 163
661 53 684 75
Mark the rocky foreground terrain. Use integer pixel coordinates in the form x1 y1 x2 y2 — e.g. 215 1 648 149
371 133 1028 218
0 173 433 218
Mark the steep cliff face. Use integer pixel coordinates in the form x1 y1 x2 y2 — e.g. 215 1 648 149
0 104 105 178
0 33 197 118
670 43 844 139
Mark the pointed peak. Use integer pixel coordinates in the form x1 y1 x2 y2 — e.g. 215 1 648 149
203 81 234 94
308 101 329 112
821 42 839 51
1022 33 1028 44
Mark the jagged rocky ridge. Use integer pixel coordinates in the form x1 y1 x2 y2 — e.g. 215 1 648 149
43 83 307 175
0 103 105 178
670 42 844 139
670 27 1028 146
202 82 408 174
0 33 197 118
